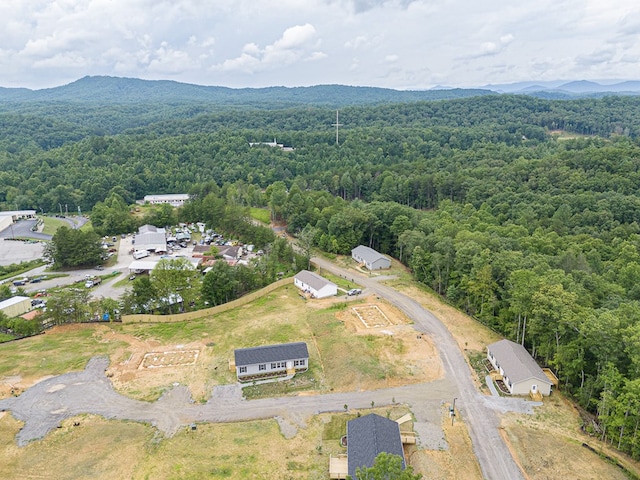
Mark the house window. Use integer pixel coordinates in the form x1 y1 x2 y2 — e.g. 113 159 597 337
294 359 306 367
271 363 276 369
259 364 266 371
239 366 247 374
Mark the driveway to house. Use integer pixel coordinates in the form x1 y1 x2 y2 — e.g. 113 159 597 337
310 256 527 480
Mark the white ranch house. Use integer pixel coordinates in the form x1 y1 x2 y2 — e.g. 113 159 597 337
487 339 553 397
234 342 309 382
294 270 337 299
351 245 391 270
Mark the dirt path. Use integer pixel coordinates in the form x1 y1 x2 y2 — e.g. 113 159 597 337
0 355 537 450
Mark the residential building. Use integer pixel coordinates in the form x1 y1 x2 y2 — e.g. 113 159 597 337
294 270 337 299
487 339 553 396
234 342 309 381
351 245 391 270
347 414 406 478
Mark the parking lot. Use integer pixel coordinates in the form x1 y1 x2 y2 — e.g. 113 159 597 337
0 239 44 267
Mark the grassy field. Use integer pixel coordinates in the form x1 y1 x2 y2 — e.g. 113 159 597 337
41 217 70 235
249 207 271 225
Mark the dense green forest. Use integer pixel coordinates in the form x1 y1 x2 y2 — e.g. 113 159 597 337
4 83 640 457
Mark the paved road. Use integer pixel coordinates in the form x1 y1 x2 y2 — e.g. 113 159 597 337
0 219 51 241
311 256 527 480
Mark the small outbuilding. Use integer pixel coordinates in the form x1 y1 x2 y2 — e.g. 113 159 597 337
234 342 309 381
294 270 337 299
351 245 391 271
0 296 31 318
347 414 406 478
487 339 553 397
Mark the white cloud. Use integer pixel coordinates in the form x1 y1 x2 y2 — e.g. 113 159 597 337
213 23 319 74
1 0 640 89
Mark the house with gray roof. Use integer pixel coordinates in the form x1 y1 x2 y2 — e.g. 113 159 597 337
234 342 309 381
347 414 406 478
294 270 337 299
487 339 553 396
351 245 391 271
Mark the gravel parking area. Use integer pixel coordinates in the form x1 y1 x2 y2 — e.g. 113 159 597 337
0 239 44 266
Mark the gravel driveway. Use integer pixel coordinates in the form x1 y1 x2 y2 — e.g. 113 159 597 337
0 256 539 480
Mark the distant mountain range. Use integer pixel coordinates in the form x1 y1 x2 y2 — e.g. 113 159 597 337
481 79 640 97
1 76 639 107
0 76 494 107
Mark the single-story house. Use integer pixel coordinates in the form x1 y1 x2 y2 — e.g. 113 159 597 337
487 339 553 396
234 342 309 381
347 414 406 478
0 296 31 318
294 270 337 299
351 245 391 271
134 225 167 253
142 194 190 207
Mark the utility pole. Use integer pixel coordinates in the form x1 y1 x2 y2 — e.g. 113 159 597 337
451 397 457 426
332 110 343 145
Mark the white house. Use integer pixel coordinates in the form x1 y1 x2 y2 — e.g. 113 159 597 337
487 339 553 397
142 194 190 207
234 342 308 381
351 245 391 271
294 270 337 299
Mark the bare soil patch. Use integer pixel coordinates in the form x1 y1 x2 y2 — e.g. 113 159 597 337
333 296 442 387
96 328 213 402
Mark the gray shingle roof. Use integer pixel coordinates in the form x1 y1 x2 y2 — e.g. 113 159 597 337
294 270 336 292
351 245 387 264
347 414 405 478
488 339 552 385
234 342 308 367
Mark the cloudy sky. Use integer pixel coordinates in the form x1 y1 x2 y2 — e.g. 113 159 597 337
1 0 640 90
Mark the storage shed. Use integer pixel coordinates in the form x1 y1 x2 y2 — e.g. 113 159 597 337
234 342 309 381
487 339 553 397
0 296 31 318
294 270 337 299
351 245 391 271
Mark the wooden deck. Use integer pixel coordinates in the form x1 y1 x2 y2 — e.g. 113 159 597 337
329 454 348 479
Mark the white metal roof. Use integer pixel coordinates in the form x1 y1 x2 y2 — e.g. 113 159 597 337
0 296 30 309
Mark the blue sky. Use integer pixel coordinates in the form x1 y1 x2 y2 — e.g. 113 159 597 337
2 0 640 89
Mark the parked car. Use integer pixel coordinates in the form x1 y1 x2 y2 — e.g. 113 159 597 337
347 288 362 296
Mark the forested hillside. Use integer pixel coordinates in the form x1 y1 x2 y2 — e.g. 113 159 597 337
3 88 640 456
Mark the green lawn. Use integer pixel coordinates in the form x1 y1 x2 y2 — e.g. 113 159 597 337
41 217 70 235
249 207 271 225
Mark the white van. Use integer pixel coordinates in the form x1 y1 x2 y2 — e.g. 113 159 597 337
133 250 150 259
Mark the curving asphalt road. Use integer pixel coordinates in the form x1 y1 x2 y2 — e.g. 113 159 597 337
310 256 527 480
